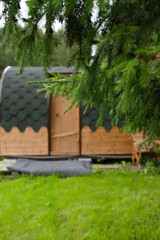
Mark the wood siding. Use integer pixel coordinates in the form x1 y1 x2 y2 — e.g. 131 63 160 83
0 126 48 156
81 126 132 155
50 95 80 155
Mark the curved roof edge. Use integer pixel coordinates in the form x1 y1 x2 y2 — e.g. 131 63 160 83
0 66 11 103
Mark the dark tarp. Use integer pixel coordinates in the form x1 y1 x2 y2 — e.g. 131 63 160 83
7 158 93 176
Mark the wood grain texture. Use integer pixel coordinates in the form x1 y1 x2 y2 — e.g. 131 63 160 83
81 126 132 155
0 126 48 156
50 95 80 155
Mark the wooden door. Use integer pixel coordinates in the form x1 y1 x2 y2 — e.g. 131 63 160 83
49 95 80 155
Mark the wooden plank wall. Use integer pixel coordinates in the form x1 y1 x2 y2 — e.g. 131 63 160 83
81 126 133 155
50 95 80 155
0 126 48 156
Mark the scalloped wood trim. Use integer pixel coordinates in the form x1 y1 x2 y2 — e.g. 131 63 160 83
81 126 132 155
0 126 48 156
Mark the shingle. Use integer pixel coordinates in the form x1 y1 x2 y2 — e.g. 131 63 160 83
23 117 32 126
24 104 32 115
17 122 27 132
39 105 48 115
103 120 112 131
9 93 19 103
17 111 26 121
4 111 12 121
82 116 91 126
32 99 41 108
38 116 48 126
3 99 10 109
117 115 125 129
31 122 42 132
16 99 26 109
11 117 19 126
89 109 99 120
24 93 34 103
2 122 12 132
18 88 27 97
31 111 41 121
3 88 11 96
10 105 19 115
80 106 121 131
89 120 97 131
10 83 20 92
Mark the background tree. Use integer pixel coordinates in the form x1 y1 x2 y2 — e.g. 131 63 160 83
0 27 73 75
0 28 17 75
1 0 160 141
50 29 74 66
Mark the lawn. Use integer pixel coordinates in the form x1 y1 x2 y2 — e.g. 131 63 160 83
0 170 160 240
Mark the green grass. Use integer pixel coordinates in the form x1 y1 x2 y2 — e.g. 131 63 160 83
0 170 160 240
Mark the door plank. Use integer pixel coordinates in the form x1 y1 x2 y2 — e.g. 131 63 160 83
50 95 80 155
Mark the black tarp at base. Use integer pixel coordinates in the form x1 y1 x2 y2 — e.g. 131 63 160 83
7 158 93 176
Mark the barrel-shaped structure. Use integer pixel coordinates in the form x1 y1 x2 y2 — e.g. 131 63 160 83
0 66 133 156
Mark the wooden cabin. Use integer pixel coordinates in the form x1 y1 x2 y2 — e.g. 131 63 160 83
0 66 133 157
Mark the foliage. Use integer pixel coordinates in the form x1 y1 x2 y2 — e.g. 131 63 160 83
50 29 74 66
0 27 73 76
1 0 160 139
0 28 17 75
0 172 160 239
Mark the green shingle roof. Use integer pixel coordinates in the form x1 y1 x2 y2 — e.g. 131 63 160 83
0 66 74 132
80 106 125 131
0 67 48 132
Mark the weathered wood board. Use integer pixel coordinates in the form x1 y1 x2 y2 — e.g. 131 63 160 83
81 126 132 155
49 95 80 155
0 126 48 156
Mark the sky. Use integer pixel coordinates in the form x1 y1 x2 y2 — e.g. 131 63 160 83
0 0 62 31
